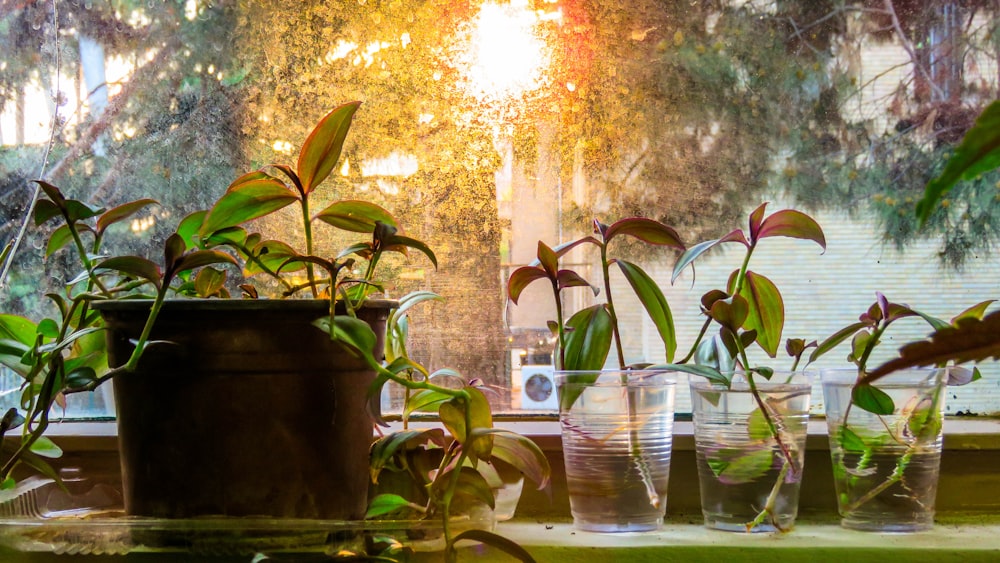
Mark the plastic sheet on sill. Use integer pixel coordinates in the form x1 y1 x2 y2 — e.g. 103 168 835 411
0 475 495 557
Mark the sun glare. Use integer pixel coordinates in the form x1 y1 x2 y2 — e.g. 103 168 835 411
458 0 553 102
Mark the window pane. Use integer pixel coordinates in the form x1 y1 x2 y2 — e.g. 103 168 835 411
1 1 997 419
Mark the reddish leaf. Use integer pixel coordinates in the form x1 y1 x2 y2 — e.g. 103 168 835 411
96 256 162 288
537 241 559 278
604 217 684 249
96 199 159 236
556 269 598 294
708 294 749 334
507 266 549 304
755 209 826 250
297 101 361 194
747 202 767 242
740 271 784 358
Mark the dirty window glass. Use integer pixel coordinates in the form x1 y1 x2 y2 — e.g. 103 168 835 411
1 1 998 419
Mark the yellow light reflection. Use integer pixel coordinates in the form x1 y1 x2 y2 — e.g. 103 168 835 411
459 0 553 102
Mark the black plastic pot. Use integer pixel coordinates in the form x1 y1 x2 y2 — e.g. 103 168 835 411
94 299 394 520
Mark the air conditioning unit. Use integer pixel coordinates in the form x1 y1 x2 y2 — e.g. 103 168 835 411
520 365 557 410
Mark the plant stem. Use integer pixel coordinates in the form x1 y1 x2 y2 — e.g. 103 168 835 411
745 458 791 532
679 316 713 364
300 194 319 298
598 244 626 372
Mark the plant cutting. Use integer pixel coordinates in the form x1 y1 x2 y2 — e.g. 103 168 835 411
809 293 988 531
507 217 684 532
665 202 826 533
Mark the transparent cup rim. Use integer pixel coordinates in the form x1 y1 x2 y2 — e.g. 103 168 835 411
688 370 813 391
553 369 675 387
818 366 948 386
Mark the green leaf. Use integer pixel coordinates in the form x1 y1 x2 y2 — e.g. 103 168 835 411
671 229 749 283
193 267 228 297
808 321 869 365
951 300 995 324
740 271 784 357
434 466 495 510
176 210 208 249
452 529 539 563
866 310 1000 382
837 426 868 452
404 389 453 417
200 178 298 236
754 209 827 250
917 100 1000 225
313 316 378 365
656 362 732 387
170 250 238 285
297 101 361 194
712 448 773 485
29 436 63 459
562 304 612 371
852 383 895 415
747 408 771 441
36 318 59 339
604 217 684 249
44 224 73 258
618 260 676 362
314 200 398 233
96 199 158 236
245 240 302 277
365 493 418 518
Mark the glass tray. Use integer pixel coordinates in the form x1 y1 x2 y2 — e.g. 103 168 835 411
0 475 487 556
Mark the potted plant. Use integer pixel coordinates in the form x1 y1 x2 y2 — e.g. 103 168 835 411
0 100 551 560
809 294 987 531
507 217 685 532
665 203 826 533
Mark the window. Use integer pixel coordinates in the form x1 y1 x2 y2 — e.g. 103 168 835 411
1 1 997 419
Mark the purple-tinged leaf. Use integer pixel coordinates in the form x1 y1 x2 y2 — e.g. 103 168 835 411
866 310 1000 382
483 430 551 490
269 164 303 196
701 289 729 311
604 217 684 249
755 209 826 251
618 260 676 361
708 294 749 334
200 178 297 236
96 199 158 236
507 266 549 304
549 236 601 258
171 250 238 282
952 300 995 324
740 271 784 358
164 233 186 272
556 269 598 294
314 200 398 233
33 199 61 226
876 292 890 321
297 101 361 194
537 241 559 279
452 529 539 563
671 230 749 283
946 366 978 386
96 256 162 288
748 202 767 242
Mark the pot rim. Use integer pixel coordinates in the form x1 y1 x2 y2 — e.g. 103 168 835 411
91 297 399 312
